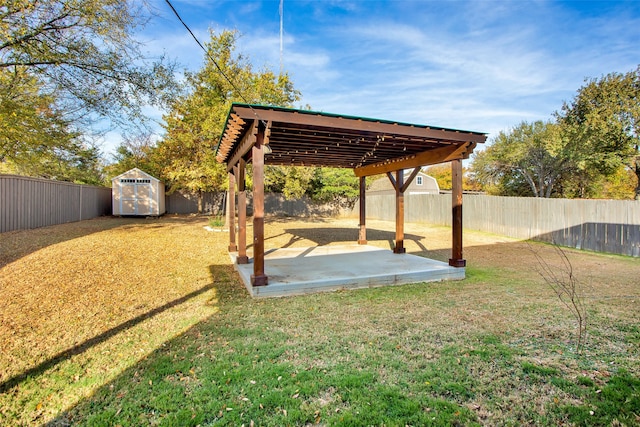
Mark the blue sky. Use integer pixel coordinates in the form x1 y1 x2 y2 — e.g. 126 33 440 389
117 0 640 157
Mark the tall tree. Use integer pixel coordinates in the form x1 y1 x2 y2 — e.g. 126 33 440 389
265 165 316 200
0 67 102 183
1 0 177 130
471 121 576 198
424 164 482 192
557 66 640 199
102 132 161 184
309 168 360 206
157 30 300 207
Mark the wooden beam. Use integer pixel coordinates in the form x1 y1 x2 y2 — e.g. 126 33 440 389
386 171 398 191
251 125 268 286
394 169 406 254
236 159 248 264
358 176 367 244
227 171 237 252
449 159 465 267
237 191 248 264
354 142 475 177
216 114 247 163
225 119 258 172
385 167 421 193
236 159 246 192
231 105 487 145
401 167 422 193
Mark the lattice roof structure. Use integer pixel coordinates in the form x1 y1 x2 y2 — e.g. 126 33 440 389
217 103 487 290
216 103 486 176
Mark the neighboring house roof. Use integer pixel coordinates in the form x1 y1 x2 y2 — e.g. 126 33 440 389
368 169 440 194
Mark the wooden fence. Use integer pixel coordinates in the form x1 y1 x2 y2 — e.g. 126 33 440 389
0 175 112 233
165 191 226 215
164 192 349 217
4 176 638 257
357 194 640 257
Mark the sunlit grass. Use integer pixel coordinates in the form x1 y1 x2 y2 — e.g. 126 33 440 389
0 216 638 426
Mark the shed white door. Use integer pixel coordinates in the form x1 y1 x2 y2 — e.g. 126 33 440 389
119 178 152 215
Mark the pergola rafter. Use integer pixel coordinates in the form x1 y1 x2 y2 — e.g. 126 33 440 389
216 103 486 287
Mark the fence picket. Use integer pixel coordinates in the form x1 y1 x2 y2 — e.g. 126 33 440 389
3 176 639 258
0 175 112 233
359 194 640 257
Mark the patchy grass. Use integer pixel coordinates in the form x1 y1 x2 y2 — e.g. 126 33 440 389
0 216 638 426
209 215 226 228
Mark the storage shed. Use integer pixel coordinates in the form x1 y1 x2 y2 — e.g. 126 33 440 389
112 168 165 216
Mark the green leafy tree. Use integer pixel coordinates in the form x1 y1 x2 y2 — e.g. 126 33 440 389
1 0 177 129
157 30 300 210
424 164 482 192
102 132 162 184
309 168 359 206
557 66 640 199
598 166 638 199
569 165 638 200
1 0 177 183
266 166 364 208
471 121 577 198
265 165 316 199
0 67 102 183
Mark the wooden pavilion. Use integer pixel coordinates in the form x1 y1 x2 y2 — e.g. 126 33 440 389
216 103 486 288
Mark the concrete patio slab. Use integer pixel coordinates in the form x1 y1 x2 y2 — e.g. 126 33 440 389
230 244 465 298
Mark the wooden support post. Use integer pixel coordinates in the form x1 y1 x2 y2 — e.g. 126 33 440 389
358 176 367 244
449 159 466 267
394 169 406 254
237 191 248 264
236 160 248 264
227 171 237 252
251 128 268 286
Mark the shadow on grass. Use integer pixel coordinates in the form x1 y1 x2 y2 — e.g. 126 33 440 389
0 216 204 268
44 254 640 427
45 264 484 427
5 218 637 426
0 283 217 395
279 227 428 252
1 217 120 268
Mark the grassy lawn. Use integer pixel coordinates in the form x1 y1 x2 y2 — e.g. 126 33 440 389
1 216 638 426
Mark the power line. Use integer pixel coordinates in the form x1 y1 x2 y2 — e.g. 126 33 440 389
163 0 266 126
279 0 284 75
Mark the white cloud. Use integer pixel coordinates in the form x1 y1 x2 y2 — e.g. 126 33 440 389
102 0 640 156
280 1 640 141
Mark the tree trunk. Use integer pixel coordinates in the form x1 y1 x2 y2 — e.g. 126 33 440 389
197 190 203 213
545 176 556 198
634 158 640 201
520 170 539 197
537 173 546 198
